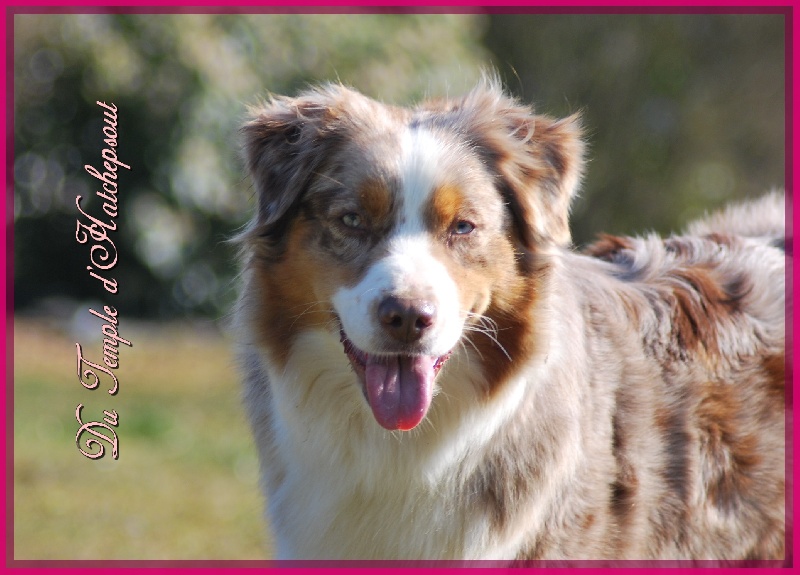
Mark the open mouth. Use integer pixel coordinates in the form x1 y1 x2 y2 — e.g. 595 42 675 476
340 329 451 431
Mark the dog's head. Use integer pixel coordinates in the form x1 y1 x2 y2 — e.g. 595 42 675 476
240 81 584 431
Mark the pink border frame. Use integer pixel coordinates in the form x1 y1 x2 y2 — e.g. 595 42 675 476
2 2 795 573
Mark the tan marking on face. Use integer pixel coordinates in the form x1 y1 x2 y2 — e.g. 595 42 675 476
251 216 360 368
467 260 546 398
428 183 464 233
424 182 547 398
357 178 394 224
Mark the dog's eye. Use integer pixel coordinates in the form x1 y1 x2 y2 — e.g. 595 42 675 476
453 220 475 236
341 213 363 229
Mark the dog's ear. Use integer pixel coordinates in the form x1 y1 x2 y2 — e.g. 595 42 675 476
459 84 585 249
510 113 584 248
241 87 343 250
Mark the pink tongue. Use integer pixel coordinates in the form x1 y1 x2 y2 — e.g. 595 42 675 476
364 354 435 431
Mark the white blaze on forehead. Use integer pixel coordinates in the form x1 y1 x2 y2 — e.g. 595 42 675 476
331 128 464 358
332 234 463 358
398 127 448 234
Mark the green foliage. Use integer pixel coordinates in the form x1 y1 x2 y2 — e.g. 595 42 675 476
483 14 784 245
14 13 487 318
14 13 784 318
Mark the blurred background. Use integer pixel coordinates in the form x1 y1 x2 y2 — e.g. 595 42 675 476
12 11 785 560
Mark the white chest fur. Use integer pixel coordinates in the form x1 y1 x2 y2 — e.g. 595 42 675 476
259 329 540 560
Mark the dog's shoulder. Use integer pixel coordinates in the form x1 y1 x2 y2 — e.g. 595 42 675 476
583 192 786 362
585 192 785 300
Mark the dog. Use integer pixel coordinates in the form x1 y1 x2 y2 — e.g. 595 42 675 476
234 80 786 561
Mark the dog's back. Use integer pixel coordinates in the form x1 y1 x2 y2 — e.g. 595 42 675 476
685 190 786 240
570 192 787 560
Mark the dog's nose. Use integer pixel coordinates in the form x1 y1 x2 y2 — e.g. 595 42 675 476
378 297 436 343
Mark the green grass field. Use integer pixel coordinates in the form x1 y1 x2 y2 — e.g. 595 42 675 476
13 318 272 560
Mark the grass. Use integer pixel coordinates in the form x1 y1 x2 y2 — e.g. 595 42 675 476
12 318 272 560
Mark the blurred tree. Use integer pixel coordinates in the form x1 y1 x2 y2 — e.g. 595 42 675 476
13 13 785 319
483 13 785 246
13 13 487 318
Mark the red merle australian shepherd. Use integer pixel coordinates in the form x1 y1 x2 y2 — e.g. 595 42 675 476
234 81 786 561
